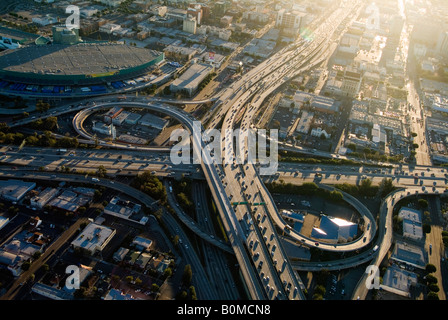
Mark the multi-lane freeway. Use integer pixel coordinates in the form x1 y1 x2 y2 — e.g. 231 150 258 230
2 0 447 302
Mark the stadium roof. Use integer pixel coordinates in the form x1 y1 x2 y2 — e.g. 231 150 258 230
0 42 162 77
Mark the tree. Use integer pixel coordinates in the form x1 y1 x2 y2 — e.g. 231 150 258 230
379 178 395 197
422 223 431 234
314 285 326 296
41 264 50 272
418 199 428 209
425 264 437 274
151 283 160 292
189 285 197 300
312 293 324 300
36 100 50 113
96 165 107 178
428 283 440 293
347 143 357 151
163 267 173 279
427 291 440 300
329 190 343 202
21 261 31 271
182 264 193 285
177 291 188 300
425 274 437 285
32 251 42 260
359 178 373 196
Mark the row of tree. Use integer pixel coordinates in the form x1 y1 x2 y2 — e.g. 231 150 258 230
132 171 167 205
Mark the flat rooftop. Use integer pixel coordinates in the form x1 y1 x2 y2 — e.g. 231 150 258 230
170 63 213 91
0 43 162 76
71 223 115 252
0 179 35 201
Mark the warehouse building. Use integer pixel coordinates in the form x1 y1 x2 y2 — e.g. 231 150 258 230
311 215 358 243
390 240 427 270
104 196 141 219
71 223 116 256
170 63 214 97
104 106 124 124
0 180 36 203
0 216 9 231
30 187 59 210
399 207 423 241
124 112 142 125
132 236 153 252
138 112 169 130
112 111 130 126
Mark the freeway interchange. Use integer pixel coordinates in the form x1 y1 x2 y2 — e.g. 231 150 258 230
2 0 446 301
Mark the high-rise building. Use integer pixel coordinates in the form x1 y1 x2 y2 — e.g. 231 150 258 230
276 9 305 36
183 15 197 34
436 31 448 58
214 1 229 15
187 4 202 24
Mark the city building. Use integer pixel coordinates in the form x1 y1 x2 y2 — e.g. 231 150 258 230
371 123 387 152
28 216 42 230
183 15 197 34
71 223 116 255
214 1 229 16
0 180 36 203
187 5 202 25
341 67 362 97
48 190 92 213
166 8 188 22
170 62 214 97
0 216 9 231
198 51 226 69
436 31 448 59
124 112 142 125
52 26 81 45
310 127 331 139
99 23 122 34
32 14 58 26
97 0 126 7
135 252 151 269
104 288 139 300
311 215 358 243
104 196 141 219
138 112 169 130
276 9 305 36
132 236 153 252
280 210 305 224
381 264 418 298
103 106 124 124
310 95 339 114
30 187 59 210
0 251 23 277
163 45 197 62
112 111 129 126
220 15 233 28
113 247 130 262
150 4 167 17
92 122 114 136
390 240 427 270
295 110 314 135
399 207 423 241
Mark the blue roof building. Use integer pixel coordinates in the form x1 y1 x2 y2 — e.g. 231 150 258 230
311 215 358 243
